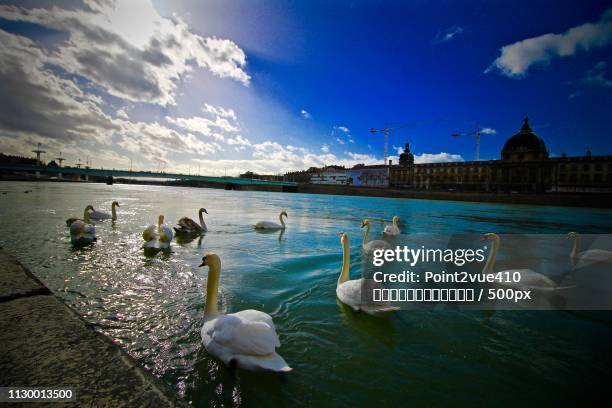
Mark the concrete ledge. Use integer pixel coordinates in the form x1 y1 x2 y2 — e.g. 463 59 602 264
0 249 186 407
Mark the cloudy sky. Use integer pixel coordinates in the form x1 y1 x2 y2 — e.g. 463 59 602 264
0 0 611 175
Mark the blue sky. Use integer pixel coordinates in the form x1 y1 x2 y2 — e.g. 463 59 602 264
0 0 611 174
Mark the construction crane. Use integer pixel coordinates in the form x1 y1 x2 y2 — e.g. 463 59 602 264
370 122 419 165
451 125 489 161
32 143 46 166
56 152 66 167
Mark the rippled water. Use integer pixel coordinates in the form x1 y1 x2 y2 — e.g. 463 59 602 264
1 181 611 406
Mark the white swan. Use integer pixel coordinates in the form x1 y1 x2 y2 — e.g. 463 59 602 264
174 208 207 235
362 219 391 253
336 233 399 315
568 231 612 268
143 215 173 250
255 211 287 230
382 216 400 237
483 233 557 288
70 205 96 245
89 201 120 221
198 253 292 373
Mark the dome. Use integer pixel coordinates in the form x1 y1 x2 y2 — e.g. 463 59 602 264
501 116 548 161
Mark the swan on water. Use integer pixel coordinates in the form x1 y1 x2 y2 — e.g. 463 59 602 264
174 208 208 235
483 233 557 288
143 215 173 250
89 201 120 221
255 211 287 230
382 216 400 237
69 205 96 245
198 253 292 373
336 233 399 315
362 219 391 253
567 231 612 268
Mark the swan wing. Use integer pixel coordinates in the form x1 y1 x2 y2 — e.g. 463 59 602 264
178 217 202 230
383 225 400 235
89 210 111 220
159 224 174 243
143 224 157 242
255 221 282 229
336 279 363 311
363 239 392 252
499 269 557 289
204 312 280 356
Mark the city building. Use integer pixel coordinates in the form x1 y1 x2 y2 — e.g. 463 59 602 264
349 164 390 187
310 166 349 185
390 116 612 192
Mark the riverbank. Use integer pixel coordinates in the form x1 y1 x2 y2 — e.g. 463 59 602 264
296 183 612 208
0 249 186 407
3 175 612 208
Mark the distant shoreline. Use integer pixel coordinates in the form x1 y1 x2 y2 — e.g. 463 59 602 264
2 175 612 209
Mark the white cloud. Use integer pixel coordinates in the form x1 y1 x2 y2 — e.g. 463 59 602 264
481 127 496 135
202 104 237 120
581 61 612 88
487 8 612 77
335 137 345 145
321 144 330 153
300 109 311 119
335 125 349 133
345 151 376 161
433 25 464 44
414 152 464 164
0 0 250 106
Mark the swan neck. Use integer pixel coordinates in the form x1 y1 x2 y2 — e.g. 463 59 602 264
393 217 398 228
570 235 580 259
279 213 286 228
83 207 90 224
205 263 221 316
199 210 206 229
482 237 498 274
339 239 350 284
363 223 371 244
111 203 117 221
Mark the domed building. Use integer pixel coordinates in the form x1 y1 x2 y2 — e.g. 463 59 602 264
501 116 548 161
389 115 612 193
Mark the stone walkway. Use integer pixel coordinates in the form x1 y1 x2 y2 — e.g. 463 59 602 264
0 249 186 407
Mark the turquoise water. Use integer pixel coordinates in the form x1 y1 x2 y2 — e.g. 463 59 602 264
1 181 611 406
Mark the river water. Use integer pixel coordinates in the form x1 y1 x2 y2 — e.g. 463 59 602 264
0 181 611 406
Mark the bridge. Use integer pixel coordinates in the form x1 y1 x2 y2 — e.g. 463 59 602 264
0 164 298 188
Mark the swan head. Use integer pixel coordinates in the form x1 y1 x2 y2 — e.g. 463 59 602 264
158 214 165 226
280 210 288 218
199 208 208 214
392 216 400 223
567 231 577 239
112 201 120 207
85 205 95 212
482 232 500 243
339 232 348 244
361 219 370 228
199 252 221 269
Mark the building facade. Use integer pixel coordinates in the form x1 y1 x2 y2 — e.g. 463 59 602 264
390 116 612 192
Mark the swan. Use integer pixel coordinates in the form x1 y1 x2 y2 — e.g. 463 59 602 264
174 208 208 235
483 233 557 288
255 211 287 230
69 205 96 245
361 219 392 253
198 253 292 373
382 216 401 237
336 233 399 315
567 231 612 268
89 201 120 221
143 215 173 250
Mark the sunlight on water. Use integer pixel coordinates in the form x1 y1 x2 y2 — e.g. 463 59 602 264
1 181 611 406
